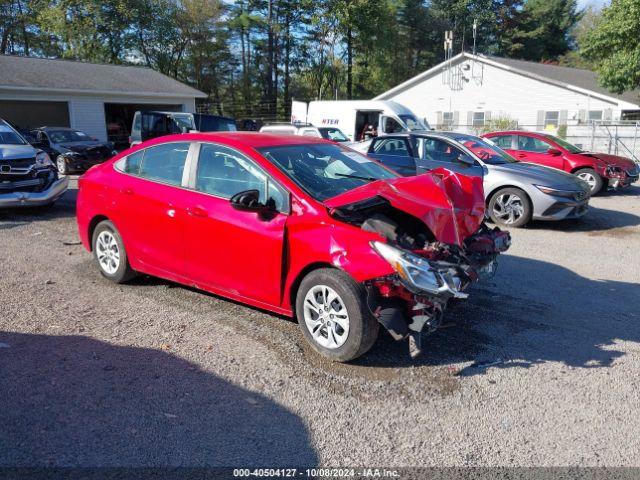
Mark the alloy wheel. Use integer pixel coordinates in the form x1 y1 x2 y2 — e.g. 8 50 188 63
303 284 350 349
577 171 597 191
96 231 120 275
492 193 525 225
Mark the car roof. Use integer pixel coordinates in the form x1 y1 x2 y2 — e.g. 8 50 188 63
38 126 79 132
372 131 481 141
138 131 330 148
485 130 526 136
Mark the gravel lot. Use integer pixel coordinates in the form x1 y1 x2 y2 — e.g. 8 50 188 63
1 178 639 468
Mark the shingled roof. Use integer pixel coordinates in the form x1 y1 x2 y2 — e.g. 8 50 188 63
376 52 640 107
482 54 640 105
0 55 206 98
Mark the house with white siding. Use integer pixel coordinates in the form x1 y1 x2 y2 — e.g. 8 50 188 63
374 52 640 133
0 55 206 146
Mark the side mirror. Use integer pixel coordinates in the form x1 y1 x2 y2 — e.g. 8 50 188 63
230 189 278 218
456 153 476 166
547 148 562 156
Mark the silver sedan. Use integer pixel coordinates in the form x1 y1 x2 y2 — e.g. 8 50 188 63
366 131 591 227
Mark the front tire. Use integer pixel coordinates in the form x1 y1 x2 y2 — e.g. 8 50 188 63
92 220 136 283
56 156 69 175
488 187 532 228
574 168 603 195
295 268 379 362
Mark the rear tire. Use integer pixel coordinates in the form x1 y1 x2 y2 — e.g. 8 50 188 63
295 268 379 362
488 187 532 228
574 168 603 195
92 220 136 283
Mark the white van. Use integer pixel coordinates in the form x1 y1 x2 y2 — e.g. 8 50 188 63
259 124 350 142
291 100 430 143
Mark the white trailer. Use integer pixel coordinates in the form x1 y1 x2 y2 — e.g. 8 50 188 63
291 100 430 142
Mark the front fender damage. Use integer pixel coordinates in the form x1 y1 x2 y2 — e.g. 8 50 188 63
327 169 511 358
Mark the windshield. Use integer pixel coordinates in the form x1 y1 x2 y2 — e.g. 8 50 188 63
257 143 397 202
399 114 427 131
318 128 349 142
545 135 582 153
48 130 92 143
0 123 27 145
451 134 518 165
170 113 196 131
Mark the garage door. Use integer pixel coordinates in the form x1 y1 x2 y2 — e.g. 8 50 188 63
0 100 70 131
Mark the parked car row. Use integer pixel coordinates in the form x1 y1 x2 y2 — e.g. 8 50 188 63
483 130 639 195
366 131 591 228
2 105 637 363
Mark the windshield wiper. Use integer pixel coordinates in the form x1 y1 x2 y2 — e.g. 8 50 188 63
334 173 378 182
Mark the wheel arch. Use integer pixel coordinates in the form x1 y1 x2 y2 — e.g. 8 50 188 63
87 215 110 251
570 165 600 175
485 184 533 208
287 262 343 317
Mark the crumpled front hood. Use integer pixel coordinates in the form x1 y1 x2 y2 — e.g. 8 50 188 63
325 168 485 246
579 152 636 169
0 144 37 160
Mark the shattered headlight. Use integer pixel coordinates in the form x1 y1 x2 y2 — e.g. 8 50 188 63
370 241 467 298
35 151 54 167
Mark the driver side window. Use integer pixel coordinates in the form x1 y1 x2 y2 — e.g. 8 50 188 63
196 144 287 212
422 138 473 164
518 135 551 153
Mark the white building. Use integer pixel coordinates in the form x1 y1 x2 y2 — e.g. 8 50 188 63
0 55 206 145
374 52 640 132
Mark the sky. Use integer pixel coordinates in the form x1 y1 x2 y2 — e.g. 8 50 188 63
578 0 609 9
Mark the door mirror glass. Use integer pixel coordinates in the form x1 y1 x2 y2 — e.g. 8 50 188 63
547 148 562 156
230 189 272 213
456 153 476 166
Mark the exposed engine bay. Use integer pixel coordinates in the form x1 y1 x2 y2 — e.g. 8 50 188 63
331 195 511 358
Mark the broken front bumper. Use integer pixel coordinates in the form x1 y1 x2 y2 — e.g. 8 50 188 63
0 176 69 207
606 165 639 189
366 226 510 358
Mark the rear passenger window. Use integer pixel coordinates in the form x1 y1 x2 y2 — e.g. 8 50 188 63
123 150 144 174
491 135 513 150
138 142 190 186
196 143 287 212
373 138 409 156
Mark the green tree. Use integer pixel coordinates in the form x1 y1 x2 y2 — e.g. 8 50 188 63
518 0 581 61
581 0 640 95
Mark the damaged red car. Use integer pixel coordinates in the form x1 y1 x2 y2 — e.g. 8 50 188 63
76 133 510 361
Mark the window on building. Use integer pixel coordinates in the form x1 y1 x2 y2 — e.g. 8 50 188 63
442 112 453 127
588 110 603 122
472 111 485 127
544 111 559 128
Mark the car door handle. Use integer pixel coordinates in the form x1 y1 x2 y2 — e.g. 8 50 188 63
516 153 526 158
187 206 208 218
120 187 134 195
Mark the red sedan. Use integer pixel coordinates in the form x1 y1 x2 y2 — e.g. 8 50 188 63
483 130 639 195
76 133 509 361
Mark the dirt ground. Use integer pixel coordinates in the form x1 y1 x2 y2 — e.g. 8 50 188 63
1 179 639 468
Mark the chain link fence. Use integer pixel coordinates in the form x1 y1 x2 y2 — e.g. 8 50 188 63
442 121 640 165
